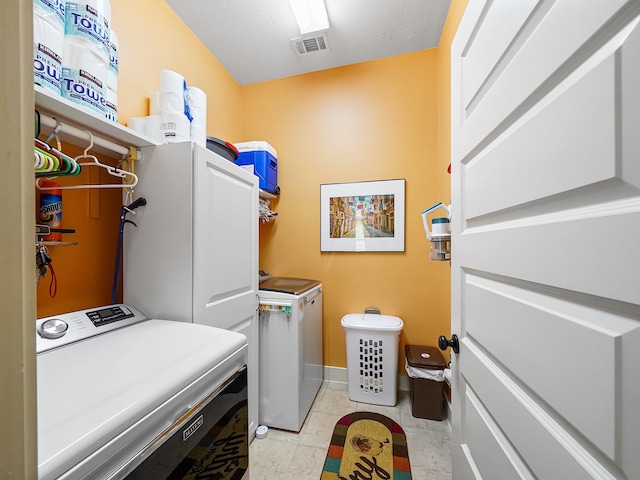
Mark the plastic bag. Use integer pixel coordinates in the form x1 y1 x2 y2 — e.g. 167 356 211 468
404 358 445 382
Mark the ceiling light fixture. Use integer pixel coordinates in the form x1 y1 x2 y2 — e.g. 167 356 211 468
288 0 329 35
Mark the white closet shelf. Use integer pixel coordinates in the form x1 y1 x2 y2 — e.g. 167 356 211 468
35 85 161 158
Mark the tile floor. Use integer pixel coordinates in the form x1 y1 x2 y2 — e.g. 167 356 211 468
249 381 452 479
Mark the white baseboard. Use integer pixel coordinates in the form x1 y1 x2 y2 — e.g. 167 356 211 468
323 365 347 384
323 365 411 391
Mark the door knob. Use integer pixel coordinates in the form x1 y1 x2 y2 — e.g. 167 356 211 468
438 334 459 354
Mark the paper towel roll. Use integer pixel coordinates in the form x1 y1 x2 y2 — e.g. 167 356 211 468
61 39 107 115
34 0 65 29
107 28 118 91
149 92 161 116
144 115 164 143
127 116 146 133
34 9 64 94
161 113 190 144
65 0 111 58
105 88 117 122
160 69 185 96
160 69 187 116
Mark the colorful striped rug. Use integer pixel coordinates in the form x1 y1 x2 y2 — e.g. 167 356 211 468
321 412 411 480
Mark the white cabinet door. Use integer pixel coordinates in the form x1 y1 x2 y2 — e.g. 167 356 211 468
124 142 195 321
192 144 259 439
450 1 640 479
192 143 258 329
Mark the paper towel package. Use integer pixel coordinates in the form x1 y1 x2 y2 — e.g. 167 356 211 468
129 115 162 144
144 115 164 143
61 39 107 114
159 70 191 143
107 29 118 91
34 8 64 94
34 0 65 28
61 0 111 114
105 88 117 122
161 113 191 143
64 0 111 58
160 69 187 115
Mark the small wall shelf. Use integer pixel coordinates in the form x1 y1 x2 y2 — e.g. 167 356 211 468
41 241 79 247
258 190 277 223
259 189 277 199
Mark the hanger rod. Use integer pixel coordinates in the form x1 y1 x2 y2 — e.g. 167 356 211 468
39 113 130 158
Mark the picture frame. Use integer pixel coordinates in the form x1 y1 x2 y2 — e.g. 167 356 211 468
320 179 405 252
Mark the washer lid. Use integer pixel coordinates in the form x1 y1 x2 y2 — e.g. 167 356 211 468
259 277 321 295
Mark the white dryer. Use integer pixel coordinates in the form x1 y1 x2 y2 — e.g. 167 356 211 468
258 277 323 432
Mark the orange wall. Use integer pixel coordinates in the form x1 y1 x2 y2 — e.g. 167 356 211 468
242 52 451 370
35 144 124 317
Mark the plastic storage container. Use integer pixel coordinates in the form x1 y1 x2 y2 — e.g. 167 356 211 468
341 312 404 406
404 345 447 420
235 141 278 194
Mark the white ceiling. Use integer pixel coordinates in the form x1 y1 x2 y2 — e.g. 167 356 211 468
165 0 452 86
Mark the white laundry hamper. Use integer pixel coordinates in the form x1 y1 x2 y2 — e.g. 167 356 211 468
341 311 404 406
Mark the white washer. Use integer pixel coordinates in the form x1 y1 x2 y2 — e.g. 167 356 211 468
37 304 249 480
258 278 323 431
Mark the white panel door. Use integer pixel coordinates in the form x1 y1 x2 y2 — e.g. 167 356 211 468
450 1 640 479
192 144 259 439
192 144 258 330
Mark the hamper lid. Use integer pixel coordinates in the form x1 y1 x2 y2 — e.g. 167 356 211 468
405 345 446 369
341 313 403 332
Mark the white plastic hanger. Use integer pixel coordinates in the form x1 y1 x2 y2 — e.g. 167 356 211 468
36 131 138 190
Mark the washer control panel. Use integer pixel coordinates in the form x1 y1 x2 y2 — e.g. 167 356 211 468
85 305 135 326
36 304 147 354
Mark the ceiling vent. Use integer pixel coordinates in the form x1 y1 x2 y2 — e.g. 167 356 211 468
291 32 330 56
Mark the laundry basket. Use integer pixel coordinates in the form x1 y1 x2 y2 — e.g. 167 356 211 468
341 312 404 406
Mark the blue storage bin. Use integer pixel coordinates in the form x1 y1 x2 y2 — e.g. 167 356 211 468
235 141 278 194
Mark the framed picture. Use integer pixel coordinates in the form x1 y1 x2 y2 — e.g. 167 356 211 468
320 179 405 252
